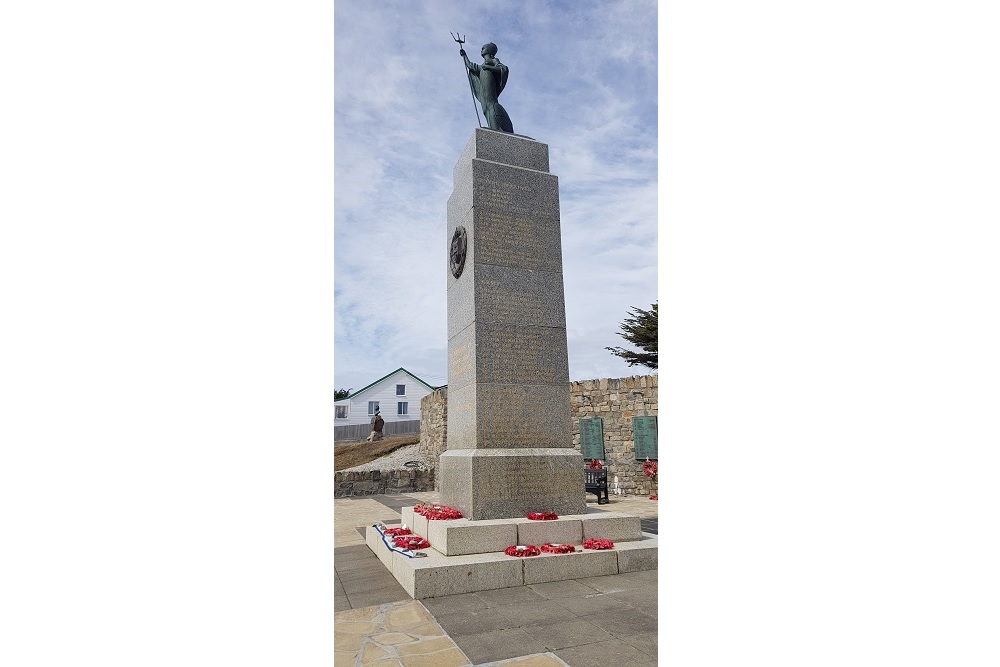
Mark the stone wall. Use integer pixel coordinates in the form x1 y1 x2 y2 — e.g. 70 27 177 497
418 387 448 488
416 377 657 496
334 468 435 498
570 375 659 497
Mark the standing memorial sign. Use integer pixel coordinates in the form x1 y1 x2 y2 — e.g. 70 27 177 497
579 417 605 461
632 416 658 460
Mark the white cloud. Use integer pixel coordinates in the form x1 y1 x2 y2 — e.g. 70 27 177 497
335 0 658 391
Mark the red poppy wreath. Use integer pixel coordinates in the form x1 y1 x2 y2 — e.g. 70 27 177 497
382 527 412 536
526 511 559 521
504 545 541 557
540 543 576 554
393 535 430 550
582 538 614 550
413 504 463 520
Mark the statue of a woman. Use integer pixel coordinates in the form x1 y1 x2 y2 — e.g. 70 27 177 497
460 42 514 133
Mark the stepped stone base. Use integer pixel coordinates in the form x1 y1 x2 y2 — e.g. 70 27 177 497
365 506 657 599
401 507 642 556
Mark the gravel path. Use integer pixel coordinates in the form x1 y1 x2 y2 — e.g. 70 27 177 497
338 444 430 473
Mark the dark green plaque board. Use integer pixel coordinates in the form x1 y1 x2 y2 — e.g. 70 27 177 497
579 418 605 460
632 416 658 460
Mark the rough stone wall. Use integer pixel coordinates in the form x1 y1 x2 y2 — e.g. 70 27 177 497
418 387 448 490
415 377 658 497
334 468 435 498
570 375 659 497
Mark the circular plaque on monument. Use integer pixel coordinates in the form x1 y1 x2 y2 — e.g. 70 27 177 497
449 226 468 278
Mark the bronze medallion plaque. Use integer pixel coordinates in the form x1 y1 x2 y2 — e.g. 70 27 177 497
449 226 468 278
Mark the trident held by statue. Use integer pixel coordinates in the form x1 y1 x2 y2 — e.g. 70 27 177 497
450 32 483 128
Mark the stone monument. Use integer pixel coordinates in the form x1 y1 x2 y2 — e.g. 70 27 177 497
439 127 586 520
360 58 655 600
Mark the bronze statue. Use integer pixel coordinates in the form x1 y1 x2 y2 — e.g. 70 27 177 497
452 34 514 134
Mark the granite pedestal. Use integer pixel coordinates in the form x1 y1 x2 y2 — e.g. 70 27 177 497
442 128 585 520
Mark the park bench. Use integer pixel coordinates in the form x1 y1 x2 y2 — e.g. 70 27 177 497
585 468 609 505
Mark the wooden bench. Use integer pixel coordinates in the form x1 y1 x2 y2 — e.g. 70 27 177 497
585 468 609 505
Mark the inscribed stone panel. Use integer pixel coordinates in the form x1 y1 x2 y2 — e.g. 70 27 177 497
471 162 562 273
474 383 573 449
447 324 476 392
445 383 477 449
474 323 569 386
474 264 566 329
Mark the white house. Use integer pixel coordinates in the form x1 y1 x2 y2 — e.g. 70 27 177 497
334 367 438 426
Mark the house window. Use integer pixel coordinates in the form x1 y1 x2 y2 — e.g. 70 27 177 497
368 401 379 415
335 406 348 419
396 384 405 396
398 402 408 415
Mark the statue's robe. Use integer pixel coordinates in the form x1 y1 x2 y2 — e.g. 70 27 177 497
466 59 513 133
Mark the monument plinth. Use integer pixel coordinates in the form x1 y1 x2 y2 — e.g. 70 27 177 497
440 128 586 520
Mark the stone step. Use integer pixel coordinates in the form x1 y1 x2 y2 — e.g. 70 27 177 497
366 525 657 599
400 506 643 556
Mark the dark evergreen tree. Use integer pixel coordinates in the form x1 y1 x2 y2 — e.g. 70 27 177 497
334 388 351 400
605 302 657 369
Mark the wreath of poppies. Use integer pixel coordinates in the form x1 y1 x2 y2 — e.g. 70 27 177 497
642 459 657 478
588 459 603 469
504 545 541 557
413 504 463 520
383 527 412 537
392 535 430 550
582 538 615 550
540 543 576 554
527 511 559 521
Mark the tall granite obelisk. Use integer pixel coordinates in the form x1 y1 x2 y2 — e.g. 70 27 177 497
440 128 585 520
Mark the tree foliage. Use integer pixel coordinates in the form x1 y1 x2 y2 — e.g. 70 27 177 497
605 302 657 369
334 388 351 400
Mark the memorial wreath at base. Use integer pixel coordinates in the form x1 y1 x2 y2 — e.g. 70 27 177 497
504 545 541 557
582 538 615 550
413 504 463 520
393 535 431 550
540 543 577 554
642 458 658 500
527 511 558 521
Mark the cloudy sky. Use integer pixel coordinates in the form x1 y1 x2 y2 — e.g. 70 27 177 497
334 0 658 392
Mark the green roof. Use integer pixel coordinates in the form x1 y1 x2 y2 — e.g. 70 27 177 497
340 367 436 399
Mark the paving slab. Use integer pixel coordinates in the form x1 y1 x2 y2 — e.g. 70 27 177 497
449 627 549 665
553 638 657 667
519 616 614 651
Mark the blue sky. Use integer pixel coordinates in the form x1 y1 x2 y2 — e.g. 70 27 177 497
334 0 658 392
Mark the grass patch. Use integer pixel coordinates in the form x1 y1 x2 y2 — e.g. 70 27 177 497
334 434 421 472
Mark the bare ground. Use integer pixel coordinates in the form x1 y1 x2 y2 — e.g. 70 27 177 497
333 435 421 472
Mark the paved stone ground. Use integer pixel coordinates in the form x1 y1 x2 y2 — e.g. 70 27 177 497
335 492 659 666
